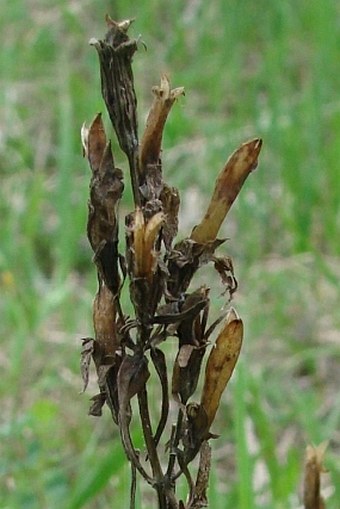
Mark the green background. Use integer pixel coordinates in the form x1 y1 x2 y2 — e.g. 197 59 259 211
1 0 339 507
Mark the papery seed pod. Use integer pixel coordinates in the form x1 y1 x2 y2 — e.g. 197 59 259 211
191 139 262 243
90 18 141 205
303 442 328 509
140 75 184 173
201 308 243 431
90 21 138 159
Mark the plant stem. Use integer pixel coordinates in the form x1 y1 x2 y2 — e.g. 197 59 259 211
137 385 164 477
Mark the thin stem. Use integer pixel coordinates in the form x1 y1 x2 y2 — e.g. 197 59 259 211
130 461 137 509
118 408 154 485
166 411 183 480
177 453 194 500
137 385 163 481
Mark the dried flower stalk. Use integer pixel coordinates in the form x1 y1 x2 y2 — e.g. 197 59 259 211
81 16 262 509
303 442 328 509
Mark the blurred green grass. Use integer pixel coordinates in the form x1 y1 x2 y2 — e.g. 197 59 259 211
1 0 339 507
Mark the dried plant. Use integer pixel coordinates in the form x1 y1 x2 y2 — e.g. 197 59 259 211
81 16 262 509
303 442 328 509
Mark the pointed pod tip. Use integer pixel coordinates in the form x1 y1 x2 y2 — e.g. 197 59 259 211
118 18 135 32
243 137 263 152
254 138 263 153
89 37 99 47
306 441 329 469
226 307 240 324
105 14 135 32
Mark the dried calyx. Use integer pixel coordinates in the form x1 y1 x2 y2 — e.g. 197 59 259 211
81 16 262 509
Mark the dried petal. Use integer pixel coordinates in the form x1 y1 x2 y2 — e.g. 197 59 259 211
89 391 106 416
143 211 164 274
132 209 164 280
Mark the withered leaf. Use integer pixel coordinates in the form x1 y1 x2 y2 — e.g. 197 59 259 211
203 313 226 341
89 391 107 417
80 337 95 393
167 238 226 298
201 308 243 431
104 353 123 424
97 362 115 387
172 345 207 405
171 289 209 404
117 354 150 410
117 354 153 483
177 287 209 346
191 138 262 243
87 139 124 255
151 348 169 447
213 256 238 300
153 295 207 325
94 240 121 295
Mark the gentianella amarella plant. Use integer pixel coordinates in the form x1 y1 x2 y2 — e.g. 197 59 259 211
80 16 262 509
